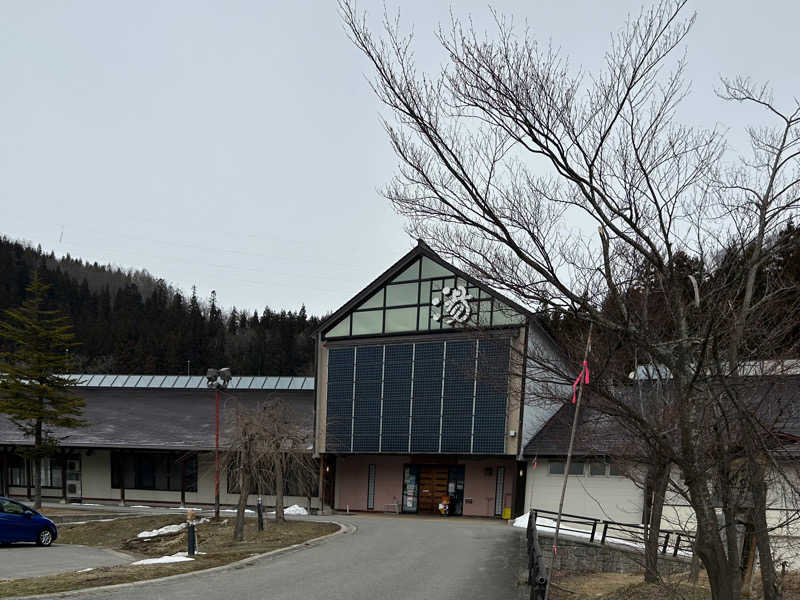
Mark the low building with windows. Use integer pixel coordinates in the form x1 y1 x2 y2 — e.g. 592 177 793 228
314 241 565 518
0 375 318 509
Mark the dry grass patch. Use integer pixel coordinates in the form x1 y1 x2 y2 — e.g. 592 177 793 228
0 516 338 598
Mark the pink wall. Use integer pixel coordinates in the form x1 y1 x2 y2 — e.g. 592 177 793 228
334 455 405 511
334 455 517 517
462 458 516 517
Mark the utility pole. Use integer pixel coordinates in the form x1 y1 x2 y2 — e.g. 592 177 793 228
206 367 232 519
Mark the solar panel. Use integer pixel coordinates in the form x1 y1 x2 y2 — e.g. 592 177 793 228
326 347 355 452
249 376 266 389
135 375 153 388
87 375 105 386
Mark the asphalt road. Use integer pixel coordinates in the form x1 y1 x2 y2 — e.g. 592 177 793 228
46 515 525 600
0 543 131 580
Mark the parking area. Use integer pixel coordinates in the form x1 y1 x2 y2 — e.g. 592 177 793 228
0 544 132 580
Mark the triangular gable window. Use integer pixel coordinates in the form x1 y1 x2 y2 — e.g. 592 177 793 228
323 255 526 338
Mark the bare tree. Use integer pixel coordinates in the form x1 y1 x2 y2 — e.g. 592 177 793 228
224 398 316 540
340 2 800 599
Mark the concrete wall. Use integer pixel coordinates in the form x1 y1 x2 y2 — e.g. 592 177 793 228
524 459 644 526
334 455 517 517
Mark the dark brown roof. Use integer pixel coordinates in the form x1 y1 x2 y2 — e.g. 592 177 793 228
524 377 800 458
0 388 314 451
523 404 627 457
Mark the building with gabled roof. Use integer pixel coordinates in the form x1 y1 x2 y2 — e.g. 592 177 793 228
313 240 565 518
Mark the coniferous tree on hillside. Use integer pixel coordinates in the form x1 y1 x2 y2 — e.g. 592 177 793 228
0 236 322 376
0 274 86 508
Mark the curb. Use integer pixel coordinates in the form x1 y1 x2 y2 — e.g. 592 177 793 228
8 520 353 600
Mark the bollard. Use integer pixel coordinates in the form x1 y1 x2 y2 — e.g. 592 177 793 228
257 496 264 531
186 508 197 557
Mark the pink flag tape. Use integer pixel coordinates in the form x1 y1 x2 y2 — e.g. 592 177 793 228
571 360 589 403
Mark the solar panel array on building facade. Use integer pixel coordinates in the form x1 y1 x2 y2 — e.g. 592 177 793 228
325 338 510 454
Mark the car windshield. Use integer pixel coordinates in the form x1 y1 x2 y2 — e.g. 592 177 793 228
0 499 32 515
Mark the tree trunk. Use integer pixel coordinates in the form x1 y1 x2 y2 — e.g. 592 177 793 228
33 420 42 509
275 455 285 522
644 463 670 583
233 469 250 542
749 460 778 600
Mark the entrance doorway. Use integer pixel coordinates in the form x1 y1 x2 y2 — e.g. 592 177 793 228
418 466 448 513
402 464 465 515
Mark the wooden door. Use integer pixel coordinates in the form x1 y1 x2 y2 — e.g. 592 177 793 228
418 466 449 513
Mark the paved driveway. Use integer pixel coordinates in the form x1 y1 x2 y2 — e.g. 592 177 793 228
0 543 131 580
48 515 524 600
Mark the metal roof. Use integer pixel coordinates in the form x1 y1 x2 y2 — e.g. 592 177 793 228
67 374 315 392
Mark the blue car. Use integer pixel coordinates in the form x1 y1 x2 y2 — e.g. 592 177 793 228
0 497 58 546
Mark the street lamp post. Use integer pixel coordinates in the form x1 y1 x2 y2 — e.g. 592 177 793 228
206 367 232 519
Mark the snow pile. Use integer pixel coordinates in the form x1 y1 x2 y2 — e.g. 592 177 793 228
137 518 208 539
131 552 194 566
282 504 308 516
170 506 204 511
266 504 309 516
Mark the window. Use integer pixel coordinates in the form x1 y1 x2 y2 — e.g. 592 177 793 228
589 462 607 476
352 310 383 336
367 464 376 510
494 466 505 516
111 452 197 492
8 455 26 486
39 458 63 488
569 462 585 475
385 307 417 332
548 461 583 475
386 283 418 306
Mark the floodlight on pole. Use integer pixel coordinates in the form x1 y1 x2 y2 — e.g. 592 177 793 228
207 368 231 520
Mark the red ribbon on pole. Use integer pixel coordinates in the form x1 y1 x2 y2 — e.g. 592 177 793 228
571 360 589 403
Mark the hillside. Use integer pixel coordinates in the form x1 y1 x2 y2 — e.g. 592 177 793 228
0 236 320 375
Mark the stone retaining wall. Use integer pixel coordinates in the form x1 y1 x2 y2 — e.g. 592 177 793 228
536 532 690 576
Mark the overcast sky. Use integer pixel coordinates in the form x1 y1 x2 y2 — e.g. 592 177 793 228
1 1 796 317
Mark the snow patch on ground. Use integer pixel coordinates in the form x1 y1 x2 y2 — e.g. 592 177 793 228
76 568 94 573
267 504 308 516
512 513 692 557
221 509 254 514
130 505 151 509
137 518 209 538
169 506 204 511
131 552 194 566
